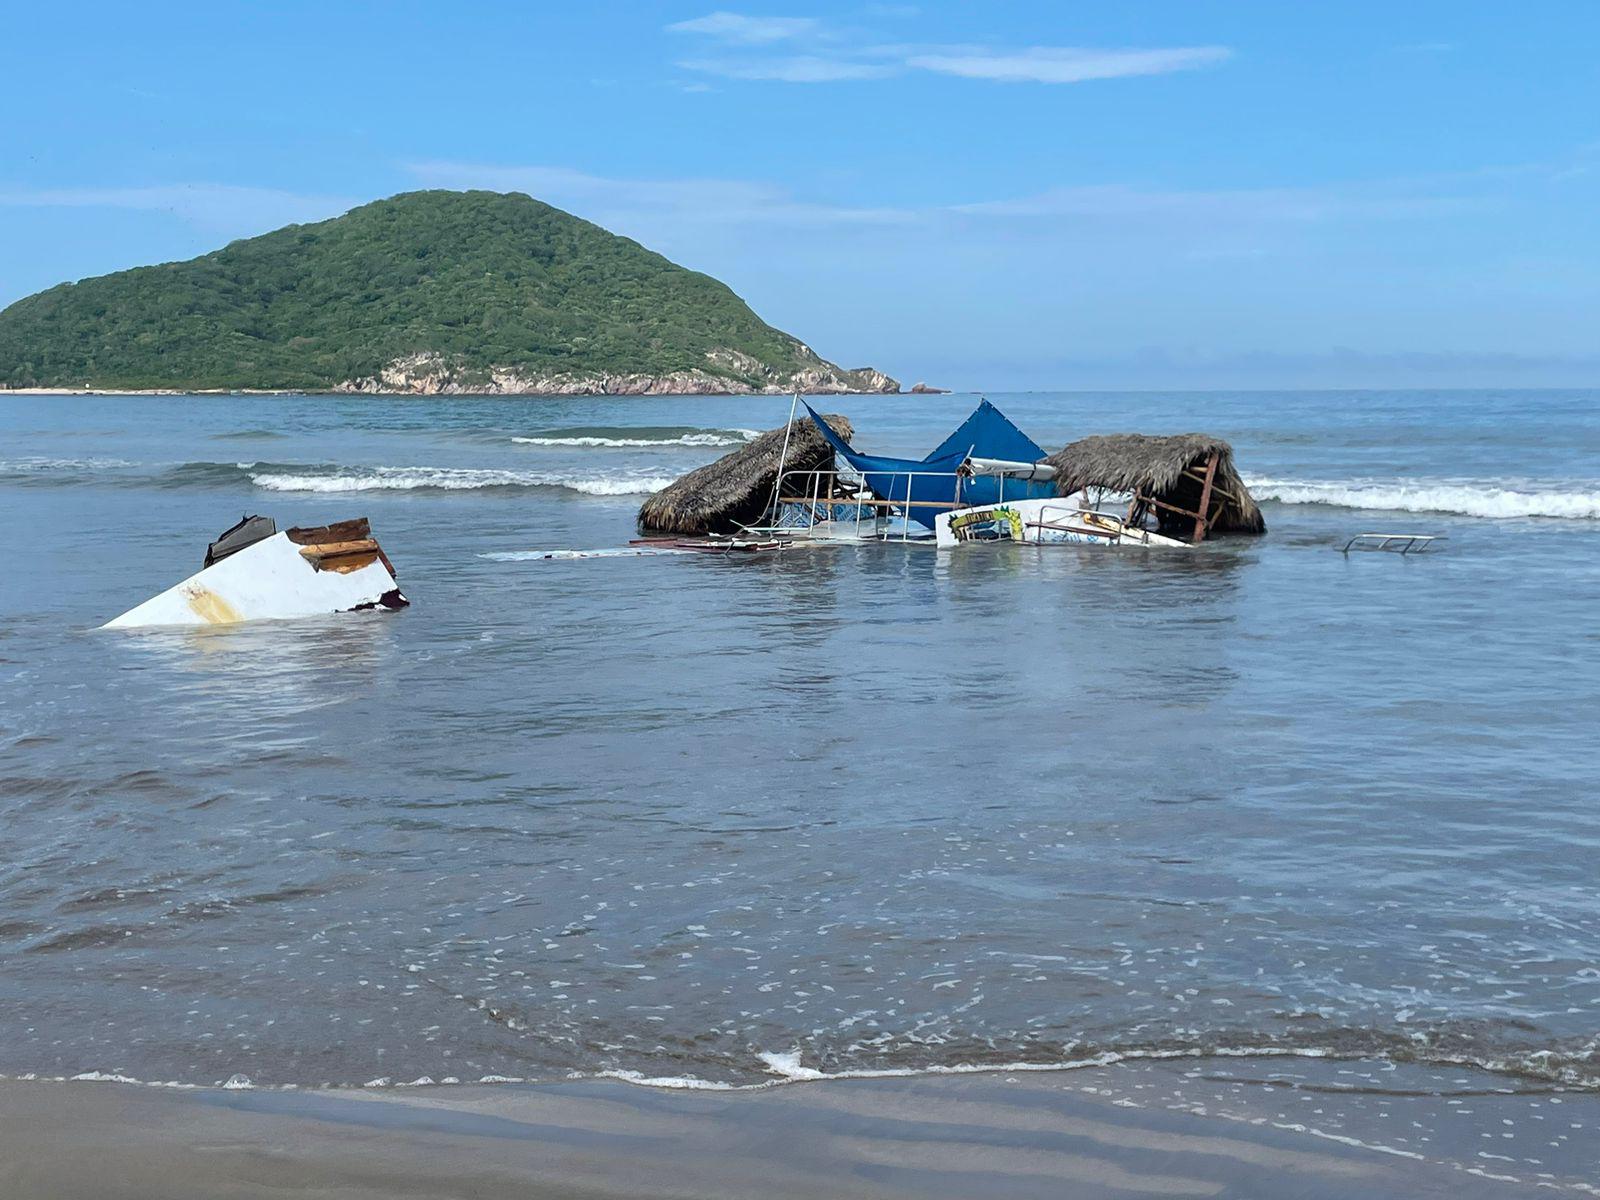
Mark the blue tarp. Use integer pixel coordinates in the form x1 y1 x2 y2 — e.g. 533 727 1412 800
803 401 1055 527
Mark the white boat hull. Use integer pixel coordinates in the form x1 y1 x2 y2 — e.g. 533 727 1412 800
935 499 1192 550
103 531 405 629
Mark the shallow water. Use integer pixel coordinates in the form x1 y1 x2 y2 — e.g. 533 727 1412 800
1 389 1598 1091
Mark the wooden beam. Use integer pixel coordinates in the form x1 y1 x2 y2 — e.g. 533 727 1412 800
1139 494 1205 521
776 496 965 510
1193 452 1218 543
1181 468 1240 504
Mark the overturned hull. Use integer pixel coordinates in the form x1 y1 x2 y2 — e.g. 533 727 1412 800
103 517 408 629
935 499 1193 550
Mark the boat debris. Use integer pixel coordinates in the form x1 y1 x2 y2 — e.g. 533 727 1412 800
102 515 408 629
1341 533 1446 554
637 414 853 535
936 500 1192 548
1040 433 1266 542
620 403 1268 561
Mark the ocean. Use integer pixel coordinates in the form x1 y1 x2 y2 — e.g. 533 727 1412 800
2 388 1598 1098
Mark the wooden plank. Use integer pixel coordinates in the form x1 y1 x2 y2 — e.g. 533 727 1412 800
287 518 370 546
298 538 380 559
299 539 383 573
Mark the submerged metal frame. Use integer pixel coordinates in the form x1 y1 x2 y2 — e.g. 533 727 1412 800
764 466 989 543
1341 533 1447 554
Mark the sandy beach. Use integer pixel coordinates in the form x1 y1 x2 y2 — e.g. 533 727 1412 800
3 1058 1593 1199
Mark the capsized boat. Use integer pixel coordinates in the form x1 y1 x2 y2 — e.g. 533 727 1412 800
102 515 408 629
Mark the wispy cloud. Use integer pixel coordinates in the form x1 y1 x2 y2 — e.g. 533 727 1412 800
666 12 819 44
0 184 356 236
403 162 914 228
906 45 1231 84
678 55 896 82
666 10 1232 86
950 182 1477 225
404 161 1488 242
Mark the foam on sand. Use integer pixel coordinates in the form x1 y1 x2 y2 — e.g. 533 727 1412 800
6 1057 1593 1198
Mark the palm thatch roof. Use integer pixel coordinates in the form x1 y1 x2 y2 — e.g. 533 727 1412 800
1041 433 1265 537
638 414 853 535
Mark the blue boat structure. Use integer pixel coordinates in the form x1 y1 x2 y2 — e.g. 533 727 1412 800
637 398 1264 552
800 399 1058 530
770 399 1191 548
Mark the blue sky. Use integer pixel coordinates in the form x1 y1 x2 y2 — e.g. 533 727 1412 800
4 1 1598 389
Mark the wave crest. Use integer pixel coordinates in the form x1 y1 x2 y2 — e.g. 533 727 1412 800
251 465 674 496
1248 477 1600 520
511 426 759 449
159 461 673 496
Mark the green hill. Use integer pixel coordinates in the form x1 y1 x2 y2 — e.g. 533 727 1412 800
0 190 897 395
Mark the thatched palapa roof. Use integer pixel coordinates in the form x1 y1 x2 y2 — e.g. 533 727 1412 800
1041 433 1265 537
638 414 853 535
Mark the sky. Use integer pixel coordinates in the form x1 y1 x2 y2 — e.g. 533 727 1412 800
3 1 1598 390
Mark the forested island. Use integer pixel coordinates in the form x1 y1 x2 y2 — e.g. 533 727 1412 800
0 190 899 395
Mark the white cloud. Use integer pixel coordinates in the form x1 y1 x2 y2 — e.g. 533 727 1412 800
666 12 819 43
906 45 1232 84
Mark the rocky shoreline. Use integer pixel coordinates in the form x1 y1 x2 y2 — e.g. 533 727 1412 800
6 352 913 398
332 350 900 397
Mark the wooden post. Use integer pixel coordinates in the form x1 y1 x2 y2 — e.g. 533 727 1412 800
1193 453 1218 543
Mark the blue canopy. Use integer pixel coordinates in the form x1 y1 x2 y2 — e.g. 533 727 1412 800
924 399 1047 465
803 401 1055 527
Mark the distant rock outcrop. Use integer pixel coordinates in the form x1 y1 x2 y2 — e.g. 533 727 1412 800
335 351 898 397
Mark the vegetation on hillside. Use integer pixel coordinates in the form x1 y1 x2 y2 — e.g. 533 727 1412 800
0 190 843 391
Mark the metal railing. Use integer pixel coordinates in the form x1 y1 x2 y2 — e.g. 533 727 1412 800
757 467 985 543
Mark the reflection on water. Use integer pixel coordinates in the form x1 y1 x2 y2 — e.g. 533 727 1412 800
1 390 1599 1105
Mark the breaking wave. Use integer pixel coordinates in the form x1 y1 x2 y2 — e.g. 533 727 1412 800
160 460 673 496
511 426 759 449
0 456 136 483
1248 477 1600 520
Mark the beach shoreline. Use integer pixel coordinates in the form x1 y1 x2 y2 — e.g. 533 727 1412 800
1 1058 1591 1199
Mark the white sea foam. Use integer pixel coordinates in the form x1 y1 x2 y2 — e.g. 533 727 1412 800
592 1069 744 1091
512 430 758 449
758 1049 826 1081
249 465 674 496
1247 477 1600 520
605 1045 1351 1094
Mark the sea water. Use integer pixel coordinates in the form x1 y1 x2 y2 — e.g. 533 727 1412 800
1 389 1597 1093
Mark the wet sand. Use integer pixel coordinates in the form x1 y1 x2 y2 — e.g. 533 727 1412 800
3 1058 1593 1199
